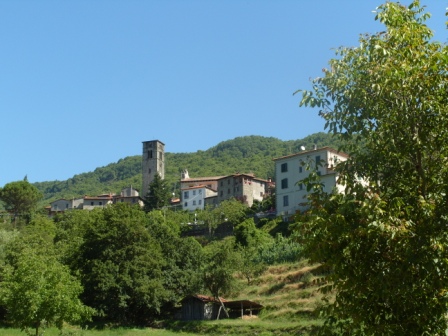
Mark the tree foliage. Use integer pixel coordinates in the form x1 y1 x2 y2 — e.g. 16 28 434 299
0 180 42 221
202 238 242 300
71 204 167 325
143 173 171 212
0 217 94 336
297 1 448 334
0 249 94 336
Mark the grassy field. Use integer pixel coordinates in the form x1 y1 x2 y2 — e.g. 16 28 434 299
0 261 329 336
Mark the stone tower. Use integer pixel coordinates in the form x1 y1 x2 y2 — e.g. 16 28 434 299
142 140 165 197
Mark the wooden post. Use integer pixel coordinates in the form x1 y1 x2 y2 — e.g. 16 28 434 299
217 297 229 318
241 301 243 318
216 305 222 320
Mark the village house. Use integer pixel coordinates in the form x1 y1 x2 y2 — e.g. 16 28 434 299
215 173 270 207
180 169 271 211
273 146 348 218
48 187 142 216
181 185 218 211
112 186 143 207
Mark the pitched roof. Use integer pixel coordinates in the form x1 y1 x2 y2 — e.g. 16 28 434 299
181 176 226 183
272 146 349 161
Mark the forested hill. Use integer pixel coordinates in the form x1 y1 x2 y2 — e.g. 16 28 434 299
34 132 344 205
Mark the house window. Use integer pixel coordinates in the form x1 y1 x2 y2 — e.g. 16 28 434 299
299 183 303 190
91 202 94 206
281 162 288 172
99 202 102 206
220 191 223 196
221 181 223 186
148 150 153 159
315 155 321 168
228 189 231 194
299 166 303 173
199 200 202 205
193 190 196 196
184 202 188 207
184 191 189 199
193 200 196 205
199 189 202 194
281 178 288 189
283 195 289 207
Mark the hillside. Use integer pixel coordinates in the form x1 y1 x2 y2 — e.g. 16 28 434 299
34 132 344 205
166 261 328 335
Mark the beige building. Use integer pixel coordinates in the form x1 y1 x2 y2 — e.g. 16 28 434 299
82 194 114 210
48 197 83 216
273 146 348 217
48 187 143 216
112 186 143 207
216 173 269 207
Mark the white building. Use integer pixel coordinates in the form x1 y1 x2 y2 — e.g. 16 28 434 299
273 146 348 217
182 185 218 211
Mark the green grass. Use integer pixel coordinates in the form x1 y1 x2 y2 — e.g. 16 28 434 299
0 327 200 336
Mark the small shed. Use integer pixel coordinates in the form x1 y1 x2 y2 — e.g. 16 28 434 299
181 295 227 321
224 300 264 319
181 295 263 321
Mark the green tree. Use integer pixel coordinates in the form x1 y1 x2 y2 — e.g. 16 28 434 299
216 198 248 226
143 173 171 212
0 180 42 224
202 238 242 318
0 249 93 336
73 203 167 324
297 1 448 334
146 212 204 314
234 218 271 248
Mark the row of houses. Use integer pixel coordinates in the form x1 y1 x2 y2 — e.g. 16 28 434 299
179 145 348 217
47 187 143 216
179 169 274 211
48 143 347 218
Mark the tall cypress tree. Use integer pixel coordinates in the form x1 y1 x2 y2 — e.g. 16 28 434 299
143 173 171 212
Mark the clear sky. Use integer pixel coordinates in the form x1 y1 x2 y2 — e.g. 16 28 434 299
1 0 447 187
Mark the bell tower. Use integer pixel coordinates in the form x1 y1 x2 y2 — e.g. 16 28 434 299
142 140 165 197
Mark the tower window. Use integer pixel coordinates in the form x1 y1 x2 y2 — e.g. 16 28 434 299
148 150 153 159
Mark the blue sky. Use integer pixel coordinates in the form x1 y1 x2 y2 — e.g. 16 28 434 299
1 0 447 186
